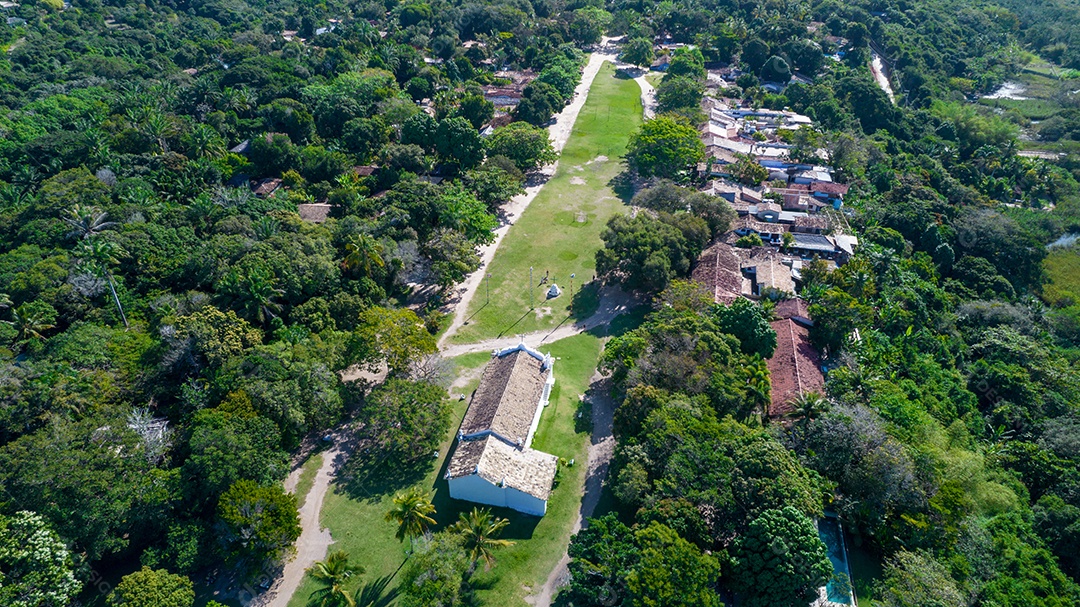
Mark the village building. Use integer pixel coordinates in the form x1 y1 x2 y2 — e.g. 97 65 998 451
446 342 558 516
767 300 825 418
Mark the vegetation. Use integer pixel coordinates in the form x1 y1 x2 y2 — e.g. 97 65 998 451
2 0 1080 602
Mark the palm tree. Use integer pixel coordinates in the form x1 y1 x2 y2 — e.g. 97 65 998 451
746 359 771 423
238 267 284 326
4 303 55 344
449 508 514 574
384 487 436 549
342 234 385 276
188 123 227 159
786 391 830 449
75 238 129 329
142 112 177 153
307 550 364 607
64 205 117 240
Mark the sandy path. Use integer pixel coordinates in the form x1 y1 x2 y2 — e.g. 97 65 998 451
256 446 341 607
440 286 639 359
438 49 618 348
637 74 656 119
524 373 615 607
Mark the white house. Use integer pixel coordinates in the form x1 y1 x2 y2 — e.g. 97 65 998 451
445 342 557 516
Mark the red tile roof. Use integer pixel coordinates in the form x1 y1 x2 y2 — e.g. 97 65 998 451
692 242 743 304
767 318 825 418
773 298 812 324
810 182 849 196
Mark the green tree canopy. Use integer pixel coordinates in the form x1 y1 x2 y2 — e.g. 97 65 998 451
626 116 704 180
108 567 195 607
730 507 832 607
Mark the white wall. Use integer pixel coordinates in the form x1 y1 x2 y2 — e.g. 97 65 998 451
448 475 547 516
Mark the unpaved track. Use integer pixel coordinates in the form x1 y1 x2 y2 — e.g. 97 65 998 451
524 373 615 606
438 48 618 348
440 286 640 359
255 446 340 607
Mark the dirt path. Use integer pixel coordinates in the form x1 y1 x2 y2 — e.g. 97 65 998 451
438 49 618 348
525 372 615 607
440 286 639 358
255 445 342 607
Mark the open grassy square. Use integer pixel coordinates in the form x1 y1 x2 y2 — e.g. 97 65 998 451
448 62 643 345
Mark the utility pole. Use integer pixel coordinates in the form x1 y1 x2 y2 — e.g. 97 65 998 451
529 266 534 309
569 273 575 312
485 274 490 305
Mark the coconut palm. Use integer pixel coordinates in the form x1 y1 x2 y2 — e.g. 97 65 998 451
4 303 55 344
746 360 771 423
64 205 117 240
188 123 227 159
449 508 514 573
342 234 385 276
75 238 130 329
307 550 364 607
384 487 436 547
237 267 284 326
786 391 830 449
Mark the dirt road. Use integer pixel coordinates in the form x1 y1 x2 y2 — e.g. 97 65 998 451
440 285 640 359
255 447 340 607
524 373 616 606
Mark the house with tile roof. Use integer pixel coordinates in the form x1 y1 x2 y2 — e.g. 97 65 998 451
446 342 558 516
767 301 825 418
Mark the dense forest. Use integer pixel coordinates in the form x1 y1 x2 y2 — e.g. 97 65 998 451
1 0 1080 602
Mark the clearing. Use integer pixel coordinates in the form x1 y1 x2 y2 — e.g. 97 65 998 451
447 61 644 345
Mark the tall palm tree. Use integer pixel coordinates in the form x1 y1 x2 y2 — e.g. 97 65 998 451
342 234 384 276
449 508 514 574
786 391 830 449
307 550 364 607
384 487 436 548
4 303 55 344
64 205 117 240
142 112 177 153
75 238 129 329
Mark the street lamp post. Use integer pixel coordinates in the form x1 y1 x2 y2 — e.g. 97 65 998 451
529 266 534 309
569 273 575 311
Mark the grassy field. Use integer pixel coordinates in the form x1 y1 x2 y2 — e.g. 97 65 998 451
287 333 602 607
448 62 643 345
1043 243 1080 306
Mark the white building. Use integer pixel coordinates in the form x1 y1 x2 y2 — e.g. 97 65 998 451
445 342 557 516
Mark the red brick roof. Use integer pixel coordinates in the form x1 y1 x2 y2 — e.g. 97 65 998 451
810 182 849 196
773 298 812 324
692 242 743 304
767 319 825 418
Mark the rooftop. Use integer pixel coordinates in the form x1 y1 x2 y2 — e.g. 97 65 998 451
296 203 333 223
692 241 744 304
445 435 558 501
767 318 826 417
459 345 551 447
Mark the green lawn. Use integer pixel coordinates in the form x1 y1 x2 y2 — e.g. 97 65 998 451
288 333 603 607
449 62 642 345
1043 244 1080 306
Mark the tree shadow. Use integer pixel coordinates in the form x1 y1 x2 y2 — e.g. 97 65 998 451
356 572 400 607
568 281 601 321
334 450 435 503
607 168 637 203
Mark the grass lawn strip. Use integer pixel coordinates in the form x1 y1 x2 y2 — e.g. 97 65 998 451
449 62 643 345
